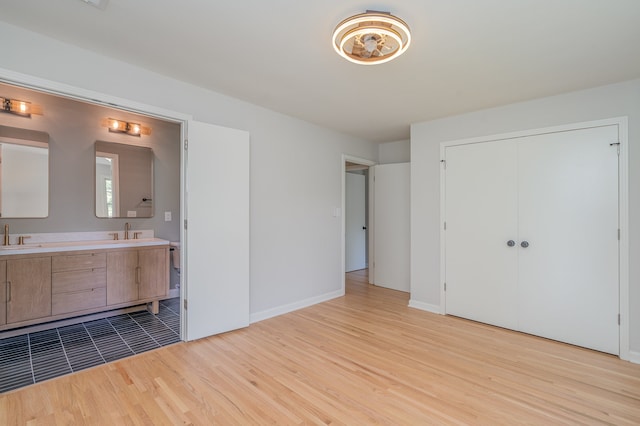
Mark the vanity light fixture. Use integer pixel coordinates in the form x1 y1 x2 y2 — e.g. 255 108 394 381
332 10 411 65
107 118 150 137
0 97 32 117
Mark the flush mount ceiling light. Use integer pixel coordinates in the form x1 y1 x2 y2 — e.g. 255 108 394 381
332 10 411 65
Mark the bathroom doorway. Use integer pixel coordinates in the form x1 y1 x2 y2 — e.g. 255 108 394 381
342 156 376 289
345 164 368 272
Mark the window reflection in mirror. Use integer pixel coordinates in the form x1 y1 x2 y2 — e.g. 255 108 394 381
0 125 49 218
95 141 153 218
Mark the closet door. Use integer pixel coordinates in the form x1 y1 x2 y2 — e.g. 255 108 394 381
517 125 619 354
444 141 519 329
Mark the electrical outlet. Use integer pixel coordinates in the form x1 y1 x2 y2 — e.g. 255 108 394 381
164 211 172 222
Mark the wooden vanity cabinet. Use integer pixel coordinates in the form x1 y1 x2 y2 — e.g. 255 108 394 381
107 247 168 305
138 248 168 300
106 250 139 305
0 260 5 326
0 244 168 332
7 257 52 324
52 252 106 316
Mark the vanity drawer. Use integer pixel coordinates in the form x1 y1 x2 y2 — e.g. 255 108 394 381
52 252 106 272
52 268 106 294
52 287 107 315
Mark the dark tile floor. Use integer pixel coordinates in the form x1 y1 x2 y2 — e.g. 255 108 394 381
0 298 180 393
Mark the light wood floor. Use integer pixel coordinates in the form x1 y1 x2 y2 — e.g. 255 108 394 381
1 270 639 425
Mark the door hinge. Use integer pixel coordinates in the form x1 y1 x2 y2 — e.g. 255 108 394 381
618 229 620 240
618 314 620 325
184 139 188 150
610 141 620 155
184 219 188 230
444 221 447 230
184 299 188 310
444 282 447 291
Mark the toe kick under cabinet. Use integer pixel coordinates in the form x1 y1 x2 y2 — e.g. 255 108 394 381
0 244 169 331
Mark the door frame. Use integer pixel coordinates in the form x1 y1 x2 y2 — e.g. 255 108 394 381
439 117 629 360
345 171 367 272
0 67 193 340
342 155 376 291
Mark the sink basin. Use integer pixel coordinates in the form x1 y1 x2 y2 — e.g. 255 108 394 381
0 244 42 250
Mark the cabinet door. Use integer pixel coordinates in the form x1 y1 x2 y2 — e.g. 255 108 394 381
107 250 138 305
138 248 168 299
7 257 52 323
0 260 6 326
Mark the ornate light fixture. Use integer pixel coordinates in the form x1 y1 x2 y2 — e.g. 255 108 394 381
332 10 411 65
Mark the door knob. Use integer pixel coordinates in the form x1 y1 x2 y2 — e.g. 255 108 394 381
507 240 515 247
521 241 530 248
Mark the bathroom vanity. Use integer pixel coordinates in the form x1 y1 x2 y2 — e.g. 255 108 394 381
0 232 169 332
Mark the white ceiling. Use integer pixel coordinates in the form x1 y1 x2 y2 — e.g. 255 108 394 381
1 0 640 143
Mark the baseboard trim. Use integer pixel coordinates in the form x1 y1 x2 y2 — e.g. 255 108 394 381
627 350 640 364
250 289 344 324
408 299 442 315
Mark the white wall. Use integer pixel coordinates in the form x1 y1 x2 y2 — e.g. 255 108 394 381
378 139 410 164
411 79 640 355
0 22 378 319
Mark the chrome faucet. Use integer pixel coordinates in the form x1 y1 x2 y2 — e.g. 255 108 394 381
3 224 9 246
124 222 130 240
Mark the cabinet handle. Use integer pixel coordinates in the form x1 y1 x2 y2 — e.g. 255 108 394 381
521 240 530 248
64 288 94 296
7 281 11 303
507 240 516 247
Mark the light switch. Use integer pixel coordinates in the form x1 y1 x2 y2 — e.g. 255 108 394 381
164 211 172 222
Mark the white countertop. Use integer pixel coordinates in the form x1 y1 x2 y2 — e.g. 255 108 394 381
0 235 170 256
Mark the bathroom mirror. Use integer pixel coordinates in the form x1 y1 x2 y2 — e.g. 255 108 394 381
95 141 153 218
0 125 49 218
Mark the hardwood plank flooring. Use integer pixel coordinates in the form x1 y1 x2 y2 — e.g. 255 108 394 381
1 269 639 424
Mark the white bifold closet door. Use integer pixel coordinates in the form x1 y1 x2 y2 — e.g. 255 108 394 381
185 121 250 342
445 125 619 355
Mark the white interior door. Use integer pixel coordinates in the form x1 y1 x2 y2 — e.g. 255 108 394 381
345 172 367 272
517 125 619 354
185 121 250 341
444 141 519 329
373 163 410 292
